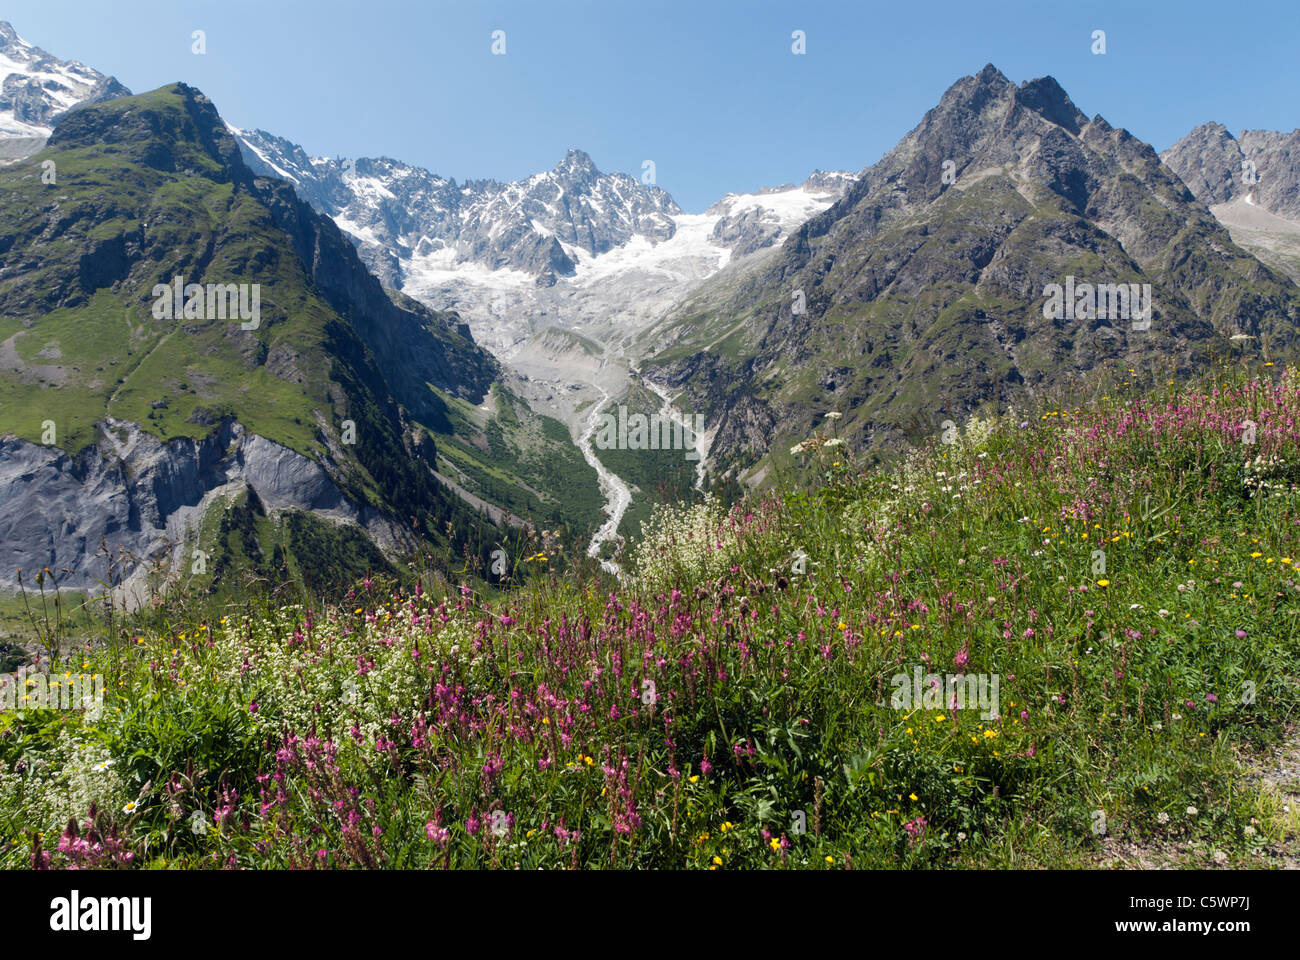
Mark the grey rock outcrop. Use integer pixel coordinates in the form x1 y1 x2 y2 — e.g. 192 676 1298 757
709 206 783 258
1162 124 1300 281
0 418 408 599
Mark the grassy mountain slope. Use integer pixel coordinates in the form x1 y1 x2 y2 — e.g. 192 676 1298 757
0 84 599 596
3 367 1298 868
430 379 604 539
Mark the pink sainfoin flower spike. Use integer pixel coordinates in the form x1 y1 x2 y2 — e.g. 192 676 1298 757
426 821 449 845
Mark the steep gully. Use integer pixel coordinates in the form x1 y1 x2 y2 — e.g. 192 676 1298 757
577 384 632 576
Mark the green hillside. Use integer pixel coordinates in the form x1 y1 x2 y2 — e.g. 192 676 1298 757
4 367 1298 869
0 83 600 599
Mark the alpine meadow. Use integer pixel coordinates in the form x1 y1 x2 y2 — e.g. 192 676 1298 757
1 2 1299 902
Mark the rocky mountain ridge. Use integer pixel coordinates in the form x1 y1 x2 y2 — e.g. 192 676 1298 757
1162 123 1300 282
233 132 682 287
641 64 1300 479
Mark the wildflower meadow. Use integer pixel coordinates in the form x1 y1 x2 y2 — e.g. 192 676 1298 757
3 368 1299 870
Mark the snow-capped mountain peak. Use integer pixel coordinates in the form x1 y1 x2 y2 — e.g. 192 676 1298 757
233 133 685 286
0 20 130 157
228 125 856 359
553 147 600 182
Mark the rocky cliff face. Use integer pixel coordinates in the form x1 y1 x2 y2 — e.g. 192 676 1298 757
1162 124 1300 283
0 419 408 596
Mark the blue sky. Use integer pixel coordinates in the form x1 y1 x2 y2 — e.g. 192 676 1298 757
6 0 1298 211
